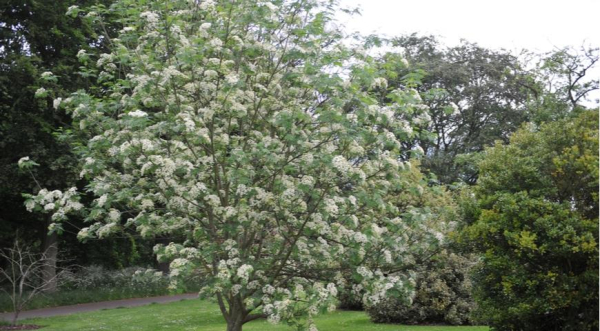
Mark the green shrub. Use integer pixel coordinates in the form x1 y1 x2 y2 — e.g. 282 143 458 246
366 250 478 325
463 110 599 331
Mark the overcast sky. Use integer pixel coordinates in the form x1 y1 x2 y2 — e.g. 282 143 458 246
338 0 599 53
336 0 599 104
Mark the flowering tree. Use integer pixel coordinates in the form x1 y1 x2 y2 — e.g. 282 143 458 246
25 0 439 330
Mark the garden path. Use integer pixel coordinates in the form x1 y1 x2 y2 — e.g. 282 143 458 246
0 293 197 322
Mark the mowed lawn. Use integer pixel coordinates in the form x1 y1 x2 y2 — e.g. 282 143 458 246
23 298 489 331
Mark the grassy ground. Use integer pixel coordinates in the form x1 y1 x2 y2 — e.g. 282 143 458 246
23 298 489 331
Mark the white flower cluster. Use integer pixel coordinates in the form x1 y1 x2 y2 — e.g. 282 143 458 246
77 227 91 241
371 77 388 89
53 98 62 109
140 11 159 28
25 187 82 224
236 264 253 282
128 109 148 117
35 88 47 98
66 5 79 16
170 258 188 270
449 102 460 115
76 49 87 59
331 155 351 173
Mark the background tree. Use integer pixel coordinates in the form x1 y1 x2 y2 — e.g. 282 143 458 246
383 35 597 185
384 34 536 184
0 0 157 278
25 1 440 330
462 110 598 330
0 0 101 291
525 45 599 123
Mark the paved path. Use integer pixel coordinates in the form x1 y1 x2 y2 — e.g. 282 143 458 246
0 293 197 322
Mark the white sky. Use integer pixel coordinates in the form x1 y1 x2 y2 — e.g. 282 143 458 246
338 0 600 53
336 0 600 104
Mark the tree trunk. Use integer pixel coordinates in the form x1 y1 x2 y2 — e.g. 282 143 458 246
226 321 243 331
11 309 20 325
225 300 245 331
42 218 58 293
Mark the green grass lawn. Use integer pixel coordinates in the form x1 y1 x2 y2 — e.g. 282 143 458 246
23 298 489 331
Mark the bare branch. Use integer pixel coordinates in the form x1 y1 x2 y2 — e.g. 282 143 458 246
0 239 69 325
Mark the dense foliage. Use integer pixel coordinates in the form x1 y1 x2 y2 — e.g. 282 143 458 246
338 161 457 311
366 250 478 325
463 110 599 330
0 0 98 246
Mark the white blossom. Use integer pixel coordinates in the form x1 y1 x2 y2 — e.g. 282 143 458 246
140 11 159 26
128 109 148 117
18 157 30 166
35 88 47 98
53 98 62 110
331 155 350 173
209 38 223 48
449 102 459 115
97 194 108 207
237 264 253 282
66 5 79 15
371 77 388 89
108 209 121 222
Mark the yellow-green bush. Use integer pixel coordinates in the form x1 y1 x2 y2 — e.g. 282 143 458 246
464 110 599 331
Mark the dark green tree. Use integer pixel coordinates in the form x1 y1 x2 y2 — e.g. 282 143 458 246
1 0 101 288
0 0 155 277
384 35 597 185
463 110 598 330
386 34 536 184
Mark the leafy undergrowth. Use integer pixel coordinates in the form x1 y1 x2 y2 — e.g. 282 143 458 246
24 299 489 331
